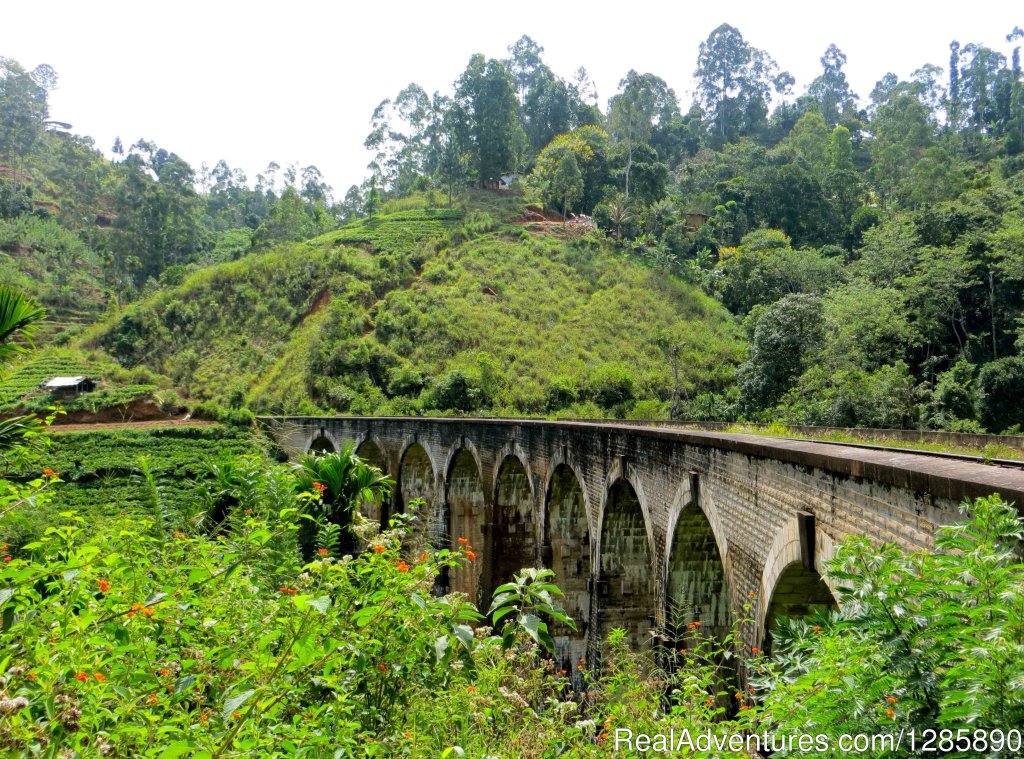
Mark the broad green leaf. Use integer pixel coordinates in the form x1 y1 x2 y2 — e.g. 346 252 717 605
222 688 256 721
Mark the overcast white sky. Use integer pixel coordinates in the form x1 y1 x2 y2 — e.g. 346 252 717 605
2 1 1020 194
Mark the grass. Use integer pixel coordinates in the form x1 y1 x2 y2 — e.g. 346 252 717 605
723 422 1024 461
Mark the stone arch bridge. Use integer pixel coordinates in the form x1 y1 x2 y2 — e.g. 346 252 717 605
263 416 1024 665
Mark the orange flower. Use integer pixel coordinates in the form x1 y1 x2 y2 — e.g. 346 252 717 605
466 685 477 692
748 687 756 695
317 548 329 556
148 694 158 705
200 714 209 723
887 708 895 719
747 591 756 597
692 620 701 628
312 482 326 494
97 579 110 593
405 731 413 738
704 698 714 706
278 587 297 595
687 623 696 630
232 711 241 719
373 545 385 554
74 672 89 682
397 560 410 572
419 552 428 560
734 692 744 700
27 672 37 680
378 662 387 672
457 537 469 544
886 696 897 704
751 646 761 654
599 733 609 741
43 468 58 477
812 625 822 633
94 673 105 682
740 704 751 711
466 550 477 561
159 668 170 676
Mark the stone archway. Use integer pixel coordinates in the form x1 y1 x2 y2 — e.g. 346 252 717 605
764 562 838 653
545 463 591 670
355 438 388 526
667 504 730 645
308 435 335 453
491 455 537 599
598 478 655 648
446 449 487 605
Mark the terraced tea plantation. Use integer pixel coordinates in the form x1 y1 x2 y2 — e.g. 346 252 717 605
1 424 260 549
323 209 463 252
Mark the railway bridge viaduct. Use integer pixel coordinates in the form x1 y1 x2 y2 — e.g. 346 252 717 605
263 416 1024 665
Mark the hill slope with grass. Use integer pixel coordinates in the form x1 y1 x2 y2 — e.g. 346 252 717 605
84 193 744 418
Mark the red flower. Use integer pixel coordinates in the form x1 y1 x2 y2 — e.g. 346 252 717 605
465 550 477 561
75 672 89 682
3 556 11 562
317 548 329 556
97 579 110 593
278 587 297 595
373 545 385 554
378 662 387 672
397 560 410 572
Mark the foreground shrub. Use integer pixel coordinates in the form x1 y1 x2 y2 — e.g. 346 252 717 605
757 494 1024 754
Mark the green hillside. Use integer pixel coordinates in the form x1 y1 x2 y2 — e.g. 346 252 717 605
87 195 744 418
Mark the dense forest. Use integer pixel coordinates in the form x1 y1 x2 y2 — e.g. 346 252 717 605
2 23 1024 432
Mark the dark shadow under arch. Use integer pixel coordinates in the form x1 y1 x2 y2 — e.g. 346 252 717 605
667 505 730 645
545 463 590 671
355 439 387 526
490 455 536 600
599 479 655 648
308 435 335 453
447 449 486 605
764 562 838 653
